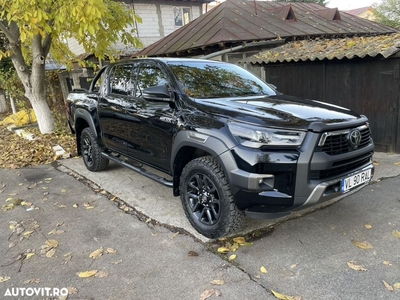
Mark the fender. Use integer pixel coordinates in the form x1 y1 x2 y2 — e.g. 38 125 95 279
74 108 106 153
171 130 240 195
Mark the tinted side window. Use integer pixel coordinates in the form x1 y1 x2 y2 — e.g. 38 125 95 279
110 64 134 96
135 63 169 98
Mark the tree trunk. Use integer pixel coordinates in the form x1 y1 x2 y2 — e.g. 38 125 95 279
9 31 55 134
29 94 55 133
0 88 9 114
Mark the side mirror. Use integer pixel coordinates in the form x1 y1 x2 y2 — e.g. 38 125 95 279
143 85 172 102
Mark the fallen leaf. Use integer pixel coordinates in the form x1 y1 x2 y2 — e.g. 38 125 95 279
25 253 35 260
2 203 14 211
271 290 295 300
239 242 253 247
210 279 225 285
89 248 104 259
228 254 236 261
383 280 394 291
56 222 64 227
392 230 400 238
61 189 67 193
260 266 268 274
233 237 246 244
351 240 373 250
394 162 400 166
394 283 400 290
48 229 65 235
0 276 11 283
95 270 109 278
23 230 34 237
229 243 239 252
46 248 56 258
9 242 17 248
383 261 392 266
364 224 372 229
72 204 78 208
105 248 117 254
63 252 73 257
188 251 199 257
77 270 98 278
67 287 78 294
86 206 95 209
23 278 40 284
45 239 59 248
200 289 215 300
217 247 230 254
290 264 297 269
347 261 368 271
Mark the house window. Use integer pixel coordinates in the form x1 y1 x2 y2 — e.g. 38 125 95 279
174 7 191 27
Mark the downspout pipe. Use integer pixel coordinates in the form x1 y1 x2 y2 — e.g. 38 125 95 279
200 40 285 59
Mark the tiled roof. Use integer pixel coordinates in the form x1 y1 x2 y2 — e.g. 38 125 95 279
247 33 400 64
137 0 396 57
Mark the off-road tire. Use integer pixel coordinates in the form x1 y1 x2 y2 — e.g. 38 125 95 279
179 156 245 238
81 127 109 172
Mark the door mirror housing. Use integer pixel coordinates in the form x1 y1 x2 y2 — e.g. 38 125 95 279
143 85 173 102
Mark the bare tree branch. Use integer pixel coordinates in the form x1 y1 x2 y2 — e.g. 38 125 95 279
0 21 17 44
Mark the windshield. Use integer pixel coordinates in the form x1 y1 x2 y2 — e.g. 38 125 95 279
167 61 276 99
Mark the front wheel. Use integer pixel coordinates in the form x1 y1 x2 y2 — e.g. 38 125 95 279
80 127 109 172
179 156 245 238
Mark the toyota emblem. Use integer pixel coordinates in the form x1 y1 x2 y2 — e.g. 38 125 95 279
348 129 362 148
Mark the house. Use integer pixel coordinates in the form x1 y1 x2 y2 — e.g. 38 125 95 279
67 0 213 56
344 6 376 21
60 0 213 98
137 0 395 63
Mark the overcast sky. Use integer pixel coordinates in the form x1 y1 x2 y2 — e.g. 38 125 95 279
327 0 380 10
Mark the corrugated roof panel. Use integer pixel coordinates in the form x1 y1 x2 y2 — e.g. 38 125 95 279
248 33 400 64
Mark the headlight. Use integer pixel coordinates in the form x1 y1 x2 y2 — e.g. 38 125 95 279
228 122 306 148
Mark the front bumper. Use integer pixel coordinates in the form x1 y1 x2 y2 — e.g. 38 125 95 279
219 129 374 220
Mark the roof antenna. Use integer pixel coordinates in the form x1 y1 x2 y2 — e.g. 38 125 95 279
253 0 258 15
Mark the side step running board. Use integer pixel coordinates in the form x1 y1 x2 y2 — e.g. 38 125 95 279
101 152 173 188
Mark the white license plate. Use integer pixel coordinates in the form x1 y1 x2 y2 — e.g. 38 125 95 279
341 169 372 193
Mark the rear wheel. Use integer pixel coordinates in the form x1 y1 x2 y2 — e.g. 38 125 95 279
81 127 109 171
179 156 245 238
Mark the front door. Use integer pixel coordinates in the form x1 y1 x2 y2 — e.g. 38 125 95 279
125 62 176 172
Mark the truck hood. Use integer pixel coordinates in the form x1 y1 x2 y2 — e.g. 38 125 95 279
194 94 360 130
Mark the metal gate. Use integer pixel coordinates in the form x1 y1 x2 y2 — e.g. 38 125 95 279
262 58 400 153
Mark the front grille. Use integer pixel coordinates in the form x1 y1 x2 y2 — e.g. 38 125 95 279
316 124 372 155
309 152 373 180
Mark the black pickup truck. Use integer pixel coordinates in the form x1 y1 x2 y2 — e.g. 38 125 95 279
66 58 374 238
